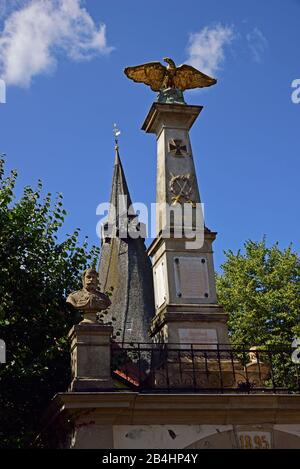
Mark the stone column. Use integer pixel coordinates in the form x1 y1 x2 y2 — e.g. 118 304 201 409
68 324 114 391
142 102 229 347
142 102 203 236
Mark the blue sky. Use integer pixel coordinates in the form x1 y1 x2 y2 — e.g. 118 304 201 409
0 0 299 271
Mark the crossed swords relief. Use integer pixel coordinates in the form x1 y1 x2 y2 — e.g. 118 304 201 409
169 173 196 206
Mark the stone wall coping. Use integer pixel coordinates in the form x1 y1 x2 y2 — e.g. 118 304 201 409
44 392 300 427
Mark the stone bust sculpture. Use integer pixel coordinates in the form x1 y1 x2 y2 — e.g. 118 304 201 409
66 268 111 324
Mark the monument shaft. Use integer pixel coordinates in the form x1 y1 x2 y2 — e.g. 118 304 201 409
143 102 229 346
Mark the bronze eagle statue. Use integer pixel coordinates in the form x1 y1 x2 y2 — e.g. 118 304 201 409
124 57 217 92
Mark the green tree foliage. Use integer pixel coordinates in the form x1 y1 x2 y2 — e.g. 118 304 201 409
0 156 99 448
216 239 300 346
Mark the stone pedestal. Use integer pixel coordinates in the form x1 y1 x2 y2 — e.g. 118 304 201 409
68 324 114 391
146 224 230 348
150 304 229 346
143 102 229 347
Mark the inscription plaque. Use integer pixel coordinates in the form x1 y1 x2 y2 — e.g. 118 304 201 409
174 256 209 299
154 260 167 308
178 328 218 349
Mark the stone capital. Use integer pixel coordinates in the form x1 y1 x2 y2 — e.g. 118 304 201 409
142 102 203 136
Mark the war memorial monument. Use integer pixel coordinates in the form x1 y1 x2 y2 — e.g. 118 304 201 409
40 58 300 449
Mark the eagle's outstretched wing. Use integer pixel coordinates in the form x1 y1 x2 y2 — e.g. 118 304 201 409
174 64 217 90
124 62 166 92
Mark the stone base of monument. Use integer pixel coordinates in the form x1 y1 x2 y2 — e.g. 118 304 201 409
68 323 114 392
151 357 270 392
150 307 230 346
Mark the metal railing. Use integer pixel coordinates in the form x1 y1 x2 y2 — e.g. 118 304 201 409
111 342 300 394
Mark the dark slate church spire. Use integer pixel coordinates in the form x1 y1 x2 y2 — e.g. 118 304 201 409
98 141 155 343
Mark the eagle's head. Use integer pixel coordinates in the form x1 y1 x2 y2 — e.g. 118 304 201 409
163 57 176 69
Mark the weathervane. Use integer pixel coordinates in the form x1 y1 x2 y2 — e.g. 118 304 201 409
113 123 121 150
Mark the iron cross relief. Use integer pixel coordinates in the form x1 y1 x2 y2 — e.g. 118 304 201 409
168 139 189 157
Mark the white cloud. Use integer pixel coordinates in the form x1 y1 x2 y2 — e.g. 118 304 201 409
0 0 113 87
246 27 268 63
186 24 235 77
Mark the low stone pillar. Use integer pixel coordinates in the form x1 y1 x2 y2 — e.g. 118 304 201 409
68 324 114 391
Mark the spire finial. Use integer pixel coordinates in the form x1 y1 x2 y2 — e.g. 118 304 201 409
113 123 121 150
